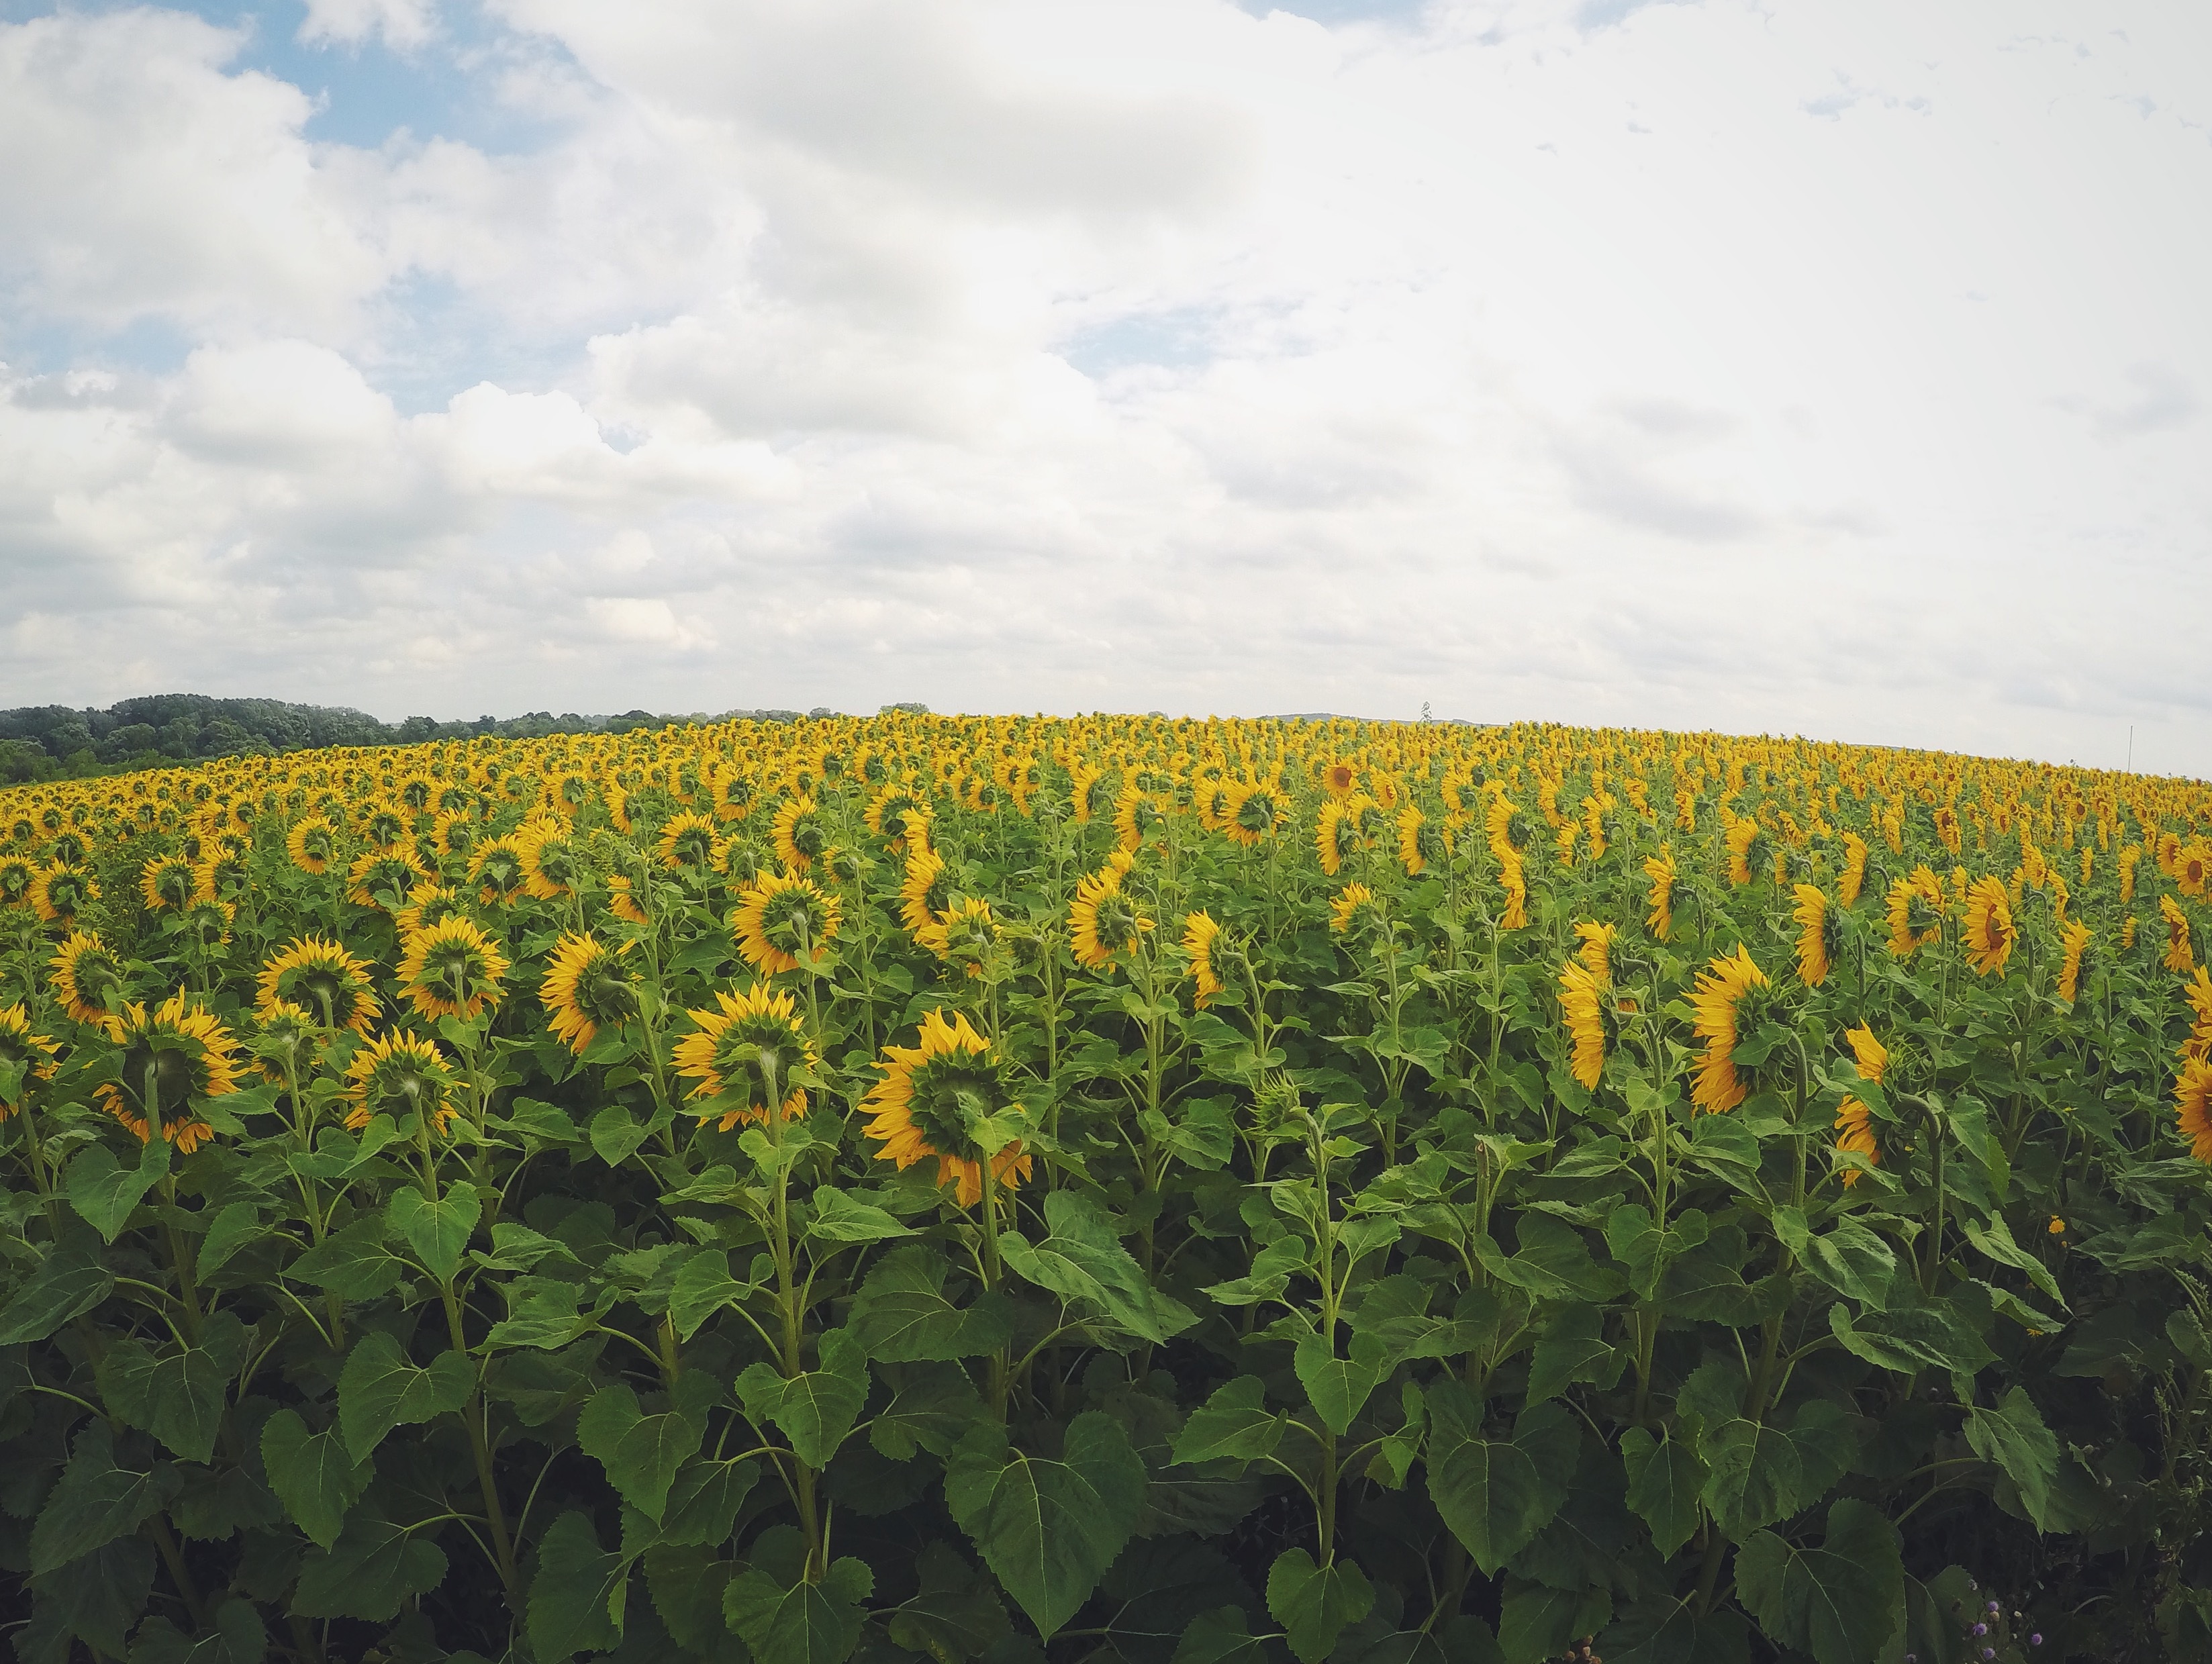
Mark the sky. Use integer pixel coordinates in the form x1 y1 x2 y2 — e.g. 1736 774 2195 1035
1 1 2208 774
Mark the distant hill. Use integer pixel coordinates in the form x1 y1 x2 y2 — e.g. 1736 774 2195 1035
0 695 845 783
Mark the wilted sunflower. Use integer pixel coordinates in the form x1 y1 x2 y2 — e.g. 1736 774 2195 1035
287 815 338 875
30 863 96 926
344 1031 459 1136
540 932 637 1054
1070 863 1151 971
2175 1056 2212 1163
138 853 197 913
397 916 510 1022
0 1003 60 1118
96 993 244 1154
1792 885 1840 987
731 871 841 975
2057 920 2093 1005
258 936 382 1034
1182 911 1224 1008
1886 866 1945 959
1558 959 1608 1090
1643 844 1677 940
673 981 814 1128
347 847 430 912
50 930 126 1024
469 836 532 906
861 1008 1032 1206
1838 832 1870 909
1960 876 2016 977
1834 1024 1886 1186
1690 946 1770 1114
2163 895 2195 973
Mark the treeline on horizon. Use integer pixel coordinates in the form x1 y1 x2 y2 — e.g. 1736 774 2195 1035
0 693 859 783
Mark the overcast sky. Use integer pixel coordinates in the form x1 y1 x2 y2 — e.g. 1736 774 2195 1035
2 1 2207 773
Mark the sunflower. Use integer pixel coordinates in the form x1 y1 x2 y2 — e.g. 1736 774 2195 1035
1498 849 1529 931
1690 946 1770 1114
1643 844 1676 940
343 1031 459 1137
731 871 841 975
1553 820 1579 869
2163 894 2195 974
2182 844 2212 898
1792 885 1839 987
1396 804 1429 876
397 916 510 1022
1574 920 1617 982
181 897 236 951
1558 959 1607 1090
1225 783 1286 846
433 811 478 861
900 844 952 942
673 981 814 1128
136 854 195 913
1725 816 1763 886
258 936 383 1034
395 882 466 939
346 847 429 912
2058 920 2093 1005
0 1004 60 1118
252 999 322 1084
2176 1056 2212 1163
50 930 126 1024
1182 912 1224 1008
520 822 587 900
865 783 928 850
608 873 651 926
1958 876 2016 977
1320 760 1359 799
358 803 410 850
1834 1024 1887 1187
1112 787 1167 854
538 932 637 1055
1838 832 1870 909
1329 881 1388 944
1485 794 1523 861
95 993 244 1154
30 863 96 926
287 816 338 876
1070 865 1151 971
0 854 36 908
934 896 999 977
1313 797 1361 877
1886 867 1945 959
469 836 531 906
1069 763 1108 824
655 811 720 875
861 1008 1032 1206
712 767 760 825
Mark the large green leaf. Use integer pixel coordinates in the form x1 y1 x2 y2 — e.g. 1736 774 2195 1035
1961 1215 2066 1308
1171 1376 1287 1465
1293 1326 1391 1434
1828 1291 1995 1379
260 1408 371 1549
1619 1426 1704 1558
1735 1498 1903 1664
291 1508 448 1620
1525 1304 1617 1406
885 1540 1012 1664
30 1421 171 1576
669 1251 760 1341
528 1509 630 1661
736 1328 869 1469
1964 1387 2060 1532
1778 1212 1897 1312
336 1330 475 1463
723 1526 873 1664
847 1245 1010 1361
578 1382 708 1521
944 1410 1147 1638
387 1182 481 1283
1266 1549 1375 1664
659 1457 761 1547
96 1310 249 1464
1424 1385 1576 1574
0 1230 113 1344
65 1137 169 1242
1699 1417 1803 1538
998 1191 1197 1344
125 1598 266 1664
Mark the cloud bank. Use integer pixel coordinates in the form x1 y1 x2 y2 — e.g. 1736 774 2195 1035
1 0 2208 773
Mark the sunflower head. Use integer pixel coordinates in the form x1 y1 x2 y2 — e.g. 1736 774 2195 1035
95 992 243 1153
771 797 829 874
397 916 511 1022
50 930 128 1024
1329 882 1388 947
1960 876 2017 977
348 847 429 912
470 836 532 906
344 1031 461 1138
540 932 637 1055
31 863 97 926
522 825 588 899
0 1003 60 1116
1070 865 1151 971
936 896 1000 979
252 998 322 1082
2176 1057 2212 1163
1227 785 1284 846
673 981 816 1128
258 935 382 1034
1689 946 1773 1114
1182 911 1225 1008
287 816 338 875
2058 920 2093 1005
661 812 724 875
732 871 841 975
861 1009 1032 1207
1792 884 1841 987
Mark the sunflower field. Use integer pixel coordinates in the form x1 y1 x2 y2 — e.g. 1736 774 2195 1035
2 714 2210 1664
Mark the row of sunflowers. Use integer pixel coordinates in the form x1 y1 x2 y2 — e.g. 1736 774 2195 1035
1 712 2208 1664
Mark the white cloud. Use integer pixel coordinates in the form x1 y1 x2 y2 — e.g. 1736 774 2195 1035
3 0 2211 773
